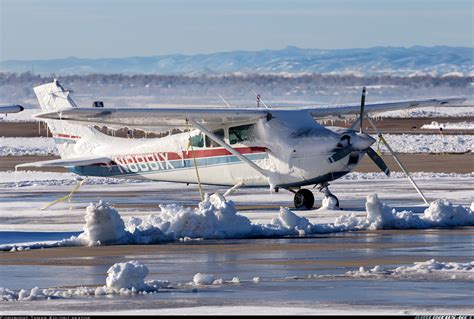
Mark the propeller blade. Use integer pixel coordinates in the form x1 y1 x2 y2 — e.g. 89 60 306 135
366 147 390 176
359 86 366 133
328 145 353 164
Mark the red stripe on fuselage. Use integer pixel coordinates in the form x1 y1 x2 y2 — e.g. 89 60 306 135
181 147 267 160
114 147 267 164
53 133 81 139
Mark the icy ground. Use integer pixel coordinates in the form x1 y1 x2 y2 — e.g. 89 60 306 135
0 137 58 156
1 170 473 233
0 171 473 314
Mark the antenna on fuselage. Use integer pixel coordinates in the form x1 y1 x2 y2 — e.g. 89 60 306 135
252 91 269 109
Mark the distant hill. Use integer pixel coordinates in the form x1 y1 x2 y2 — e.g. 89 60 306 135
1 46 472 76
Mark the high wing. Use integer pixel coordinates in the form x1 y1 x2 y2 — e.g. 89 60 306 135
34 97 466 129
0 105 24 113
302 97 467 118
16 156 112 168
34 107 267 130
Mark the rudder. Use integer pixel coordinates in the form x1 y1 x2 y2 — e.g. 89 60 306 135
34 80 103 159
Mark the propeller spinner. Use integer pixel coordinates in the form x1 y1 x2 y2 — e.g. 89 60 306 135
327 87 391 177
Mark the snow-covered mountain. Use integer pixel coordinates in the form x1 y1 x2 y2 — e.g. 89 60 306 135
1 46 472 76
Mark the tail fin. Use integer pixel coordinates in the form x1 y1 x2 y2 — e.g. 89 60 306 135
34 79 78 112
34 80 103 159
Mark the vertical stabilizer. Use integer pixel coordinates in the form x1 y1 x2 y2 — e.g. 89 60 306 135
34 80 103 159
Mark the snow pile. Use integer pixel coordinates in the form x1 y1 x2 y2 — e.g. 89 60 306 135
17 287 46 301
374 134 474 154
334 194 474 231
2 194 473 252
74 201 130 246
193 273 215 285
270 207 312 235
342 171 474 180
0 137 58 156
191 273 256 286
421 121 474 130
0 260 172 301
346 259 474 280
128 193 254 240
393 259 474 275
106 261 149 291
0 287 17 301
423 199 474 226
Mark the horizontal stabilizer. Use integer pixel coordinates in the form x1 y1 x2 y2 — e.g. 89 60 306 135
16 156 112 168
0 105 24 114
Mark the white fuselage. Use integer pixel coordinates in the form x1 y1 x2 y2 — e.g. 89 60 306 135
65 110 370 188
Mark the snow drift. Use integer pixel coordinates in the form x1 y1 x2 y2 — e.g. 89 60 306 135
334 194 474 231
193 273 216 286
346 259 474 280
106 261 149 290
0 260 171 301
1 193 473 252
81 201 129 245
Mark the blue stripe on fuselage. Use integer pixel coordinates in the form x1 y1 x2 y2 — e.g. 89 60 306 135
68 152 268 177
53 138 77 144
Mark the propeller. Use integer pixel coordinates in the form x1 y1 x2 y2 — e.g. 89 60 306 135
359 87 366 133
365 147 390 176
327 87 391 177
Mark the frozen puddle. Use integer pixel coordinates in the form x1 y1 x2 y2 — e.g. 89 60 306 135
2 192 473 251
2 258 473 302
343 259 474 280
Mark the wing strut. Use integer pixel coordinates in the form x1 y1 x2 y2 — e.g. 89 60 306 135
188 118 269 179
367 117 429 205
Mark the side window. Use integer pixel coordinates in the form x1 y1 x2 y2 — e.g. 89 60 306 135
205 129 224 148
189 133 204 147
229 124 254 145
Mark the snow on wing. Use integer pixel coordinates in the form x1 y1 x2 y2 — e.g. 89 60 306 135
304 97 467 118
34 108 268 130
33 97 467 129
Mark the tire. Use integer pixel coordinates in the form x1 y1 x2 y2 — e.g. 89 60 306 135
294 189 315 209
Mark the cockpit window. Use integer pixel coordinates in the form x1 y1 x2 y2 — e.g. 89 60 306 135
229 124 254 145
189 133 204 147
205 129 225 148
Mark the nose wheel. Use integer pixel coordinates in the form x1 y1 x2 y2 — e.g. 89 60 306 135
293 189 315 209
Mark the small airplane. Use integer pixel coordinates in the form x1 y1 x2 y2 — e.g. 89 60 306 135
19 79 466 209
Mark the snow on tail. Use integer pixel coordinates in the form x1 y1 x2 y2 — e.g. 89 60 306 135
34 79 106 159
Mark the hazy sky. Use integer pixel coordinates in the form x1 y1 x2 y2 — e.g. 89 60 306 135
1 0 472 61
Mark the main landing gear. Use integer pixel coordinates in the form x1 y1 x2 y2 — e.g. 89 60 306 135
291 183 340 210
293 189 314 210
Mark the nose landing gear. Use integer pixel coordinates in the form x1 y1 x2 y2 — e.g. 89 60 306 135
317 182 340 209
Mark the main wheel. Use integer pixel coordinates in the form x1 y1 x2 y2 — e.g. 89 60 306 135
293 189 314 209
